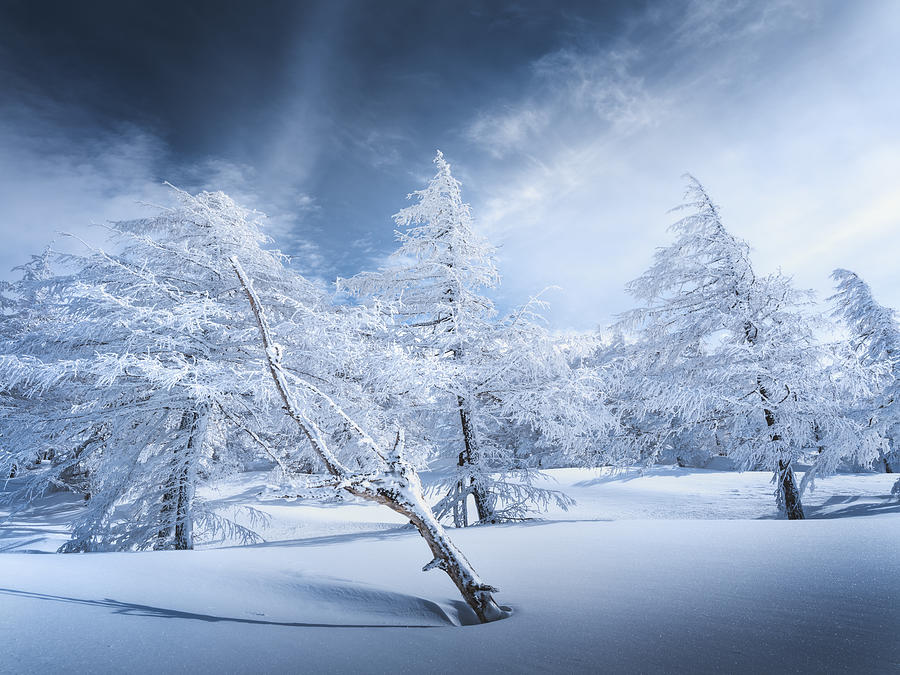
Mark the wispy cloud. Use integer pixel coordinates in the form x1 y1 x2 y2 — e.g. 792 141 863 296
467 107 551 159
465 44 658 160
670 0 817 47
532 47 659 130
457 1 900 330
0 124 167 273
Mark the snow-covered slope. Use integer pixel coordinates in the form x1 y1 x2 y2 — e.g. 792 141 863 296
2 468 899 673
535 466 900 520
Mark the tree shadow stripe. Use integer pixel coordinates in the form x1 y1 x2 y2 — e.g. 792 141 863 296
0 588 445 628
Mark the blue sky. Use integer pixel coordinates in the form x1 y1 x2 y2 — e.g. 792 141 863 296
1 0 897 330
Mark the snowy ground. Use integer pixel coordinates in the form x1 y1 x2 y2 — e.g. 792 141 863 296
2 468 899 673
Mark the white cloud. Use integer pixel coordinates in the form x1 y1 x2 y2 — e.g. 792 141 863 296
465 44 658 160
0 126 170 276
532 47 659 130
0 122 325 280
670 0 817 47
467 107 550 158
459 1 900 330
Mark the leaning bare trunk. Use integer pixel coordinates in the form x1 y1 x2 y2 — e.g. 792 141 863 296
345 463 508 623
231 256 508 623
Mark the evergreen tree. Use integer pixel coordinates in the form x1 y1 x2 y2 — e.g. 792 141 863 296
830 269 899 474
342 152 600 525
0 188 324 550
618 176 879 518
341 151 499 524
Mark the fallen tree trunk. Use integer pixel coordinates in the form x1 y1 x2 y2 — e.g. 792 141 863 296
231 256 509 624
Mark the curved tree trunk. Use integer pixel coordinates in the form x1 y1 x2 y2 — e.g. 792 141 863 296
232 256 509 623
345 460 508 623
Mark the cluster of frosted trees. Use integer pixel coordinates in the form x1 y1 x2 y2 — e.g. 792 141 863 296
1 153 897 617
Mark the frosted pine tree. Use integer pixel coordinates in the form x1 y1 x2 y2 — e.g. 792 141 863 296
619 176 879 518
589 334 719 469
830 269 899 475
340 151 499 526
0 188 326 550
428 301 605 521
341 152 596 525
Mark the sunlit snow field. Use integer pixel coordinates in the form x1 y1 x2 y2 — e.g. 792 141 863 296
2 468 899 674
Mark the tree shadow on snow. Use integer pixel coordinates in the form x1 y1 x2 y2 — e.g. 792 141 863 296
0 588 448 628
806 496 900 520
572 466 719 487
237 524 418 550
0 533 57 553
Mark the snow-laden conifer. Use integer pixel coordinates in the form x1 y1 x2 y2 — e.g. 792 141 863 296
0 188 342 550
341 152 604 525
616 176 880 518
830 269 899 475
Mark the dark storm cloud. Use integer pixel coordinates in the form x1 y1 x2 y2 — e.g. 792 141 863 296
0 0 602 150
0 0 644 282
0 0 304 153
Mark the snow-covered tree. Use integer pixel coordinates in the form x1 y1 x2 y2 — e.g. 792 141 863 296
830 269 899 474
0 247 61 478
341 152 603 525
617 176 880 518
586 332 717 469
341 151 499 525
426 300 607 523
0 188 337 550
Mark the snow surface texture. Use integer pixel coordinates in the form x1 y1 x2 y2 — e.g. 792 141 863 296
2 468 899 674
